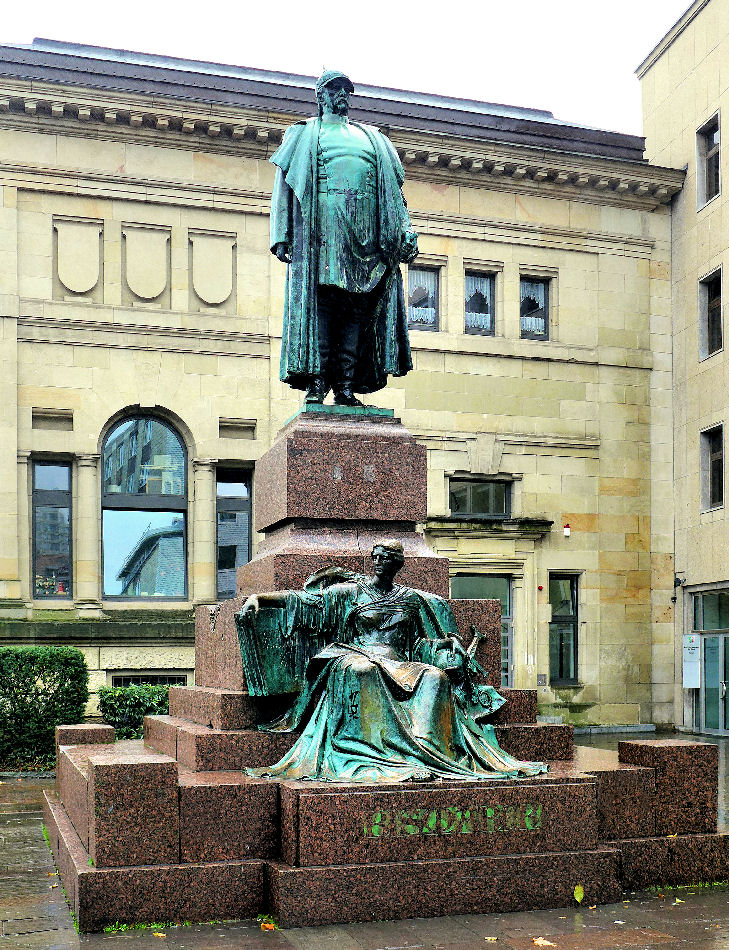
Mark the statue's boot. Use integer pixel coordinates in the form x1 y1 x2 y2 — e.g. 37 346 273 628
333 383 364 407
305 377 329 404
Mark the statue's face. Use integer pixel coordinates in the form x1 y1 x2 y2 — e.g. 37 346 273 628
319 78 351 117
371 547 402 580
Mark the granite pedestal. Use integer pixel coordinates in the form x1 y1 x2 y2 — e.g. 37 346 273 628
43 409 729 929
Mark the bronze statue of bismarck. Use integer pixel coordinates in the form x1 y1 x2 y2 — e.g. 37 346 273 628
270 70 418 407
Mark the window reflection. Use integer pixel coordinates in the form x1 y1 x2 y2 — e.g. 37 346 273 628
35 464 71 492
103 510 185 597
102 418 185 496
34 505 71 597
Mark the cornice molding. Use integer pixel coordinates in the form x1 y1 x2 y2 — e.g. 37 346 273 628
0 81 684 210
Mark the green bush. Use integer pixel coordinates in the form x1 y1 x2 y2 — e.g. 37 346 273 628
0 646 89 767
97 684 169 739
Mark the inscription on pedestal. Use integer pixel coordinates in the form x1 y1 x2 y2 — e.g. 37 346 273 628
364 803 543 838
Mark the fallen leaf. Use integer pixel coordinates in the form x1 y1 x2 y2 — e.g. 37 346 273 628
532 940 556 948
558 916 567 919
153 934 166 939
614 920 625 924
50 884 58 888
573 884 584 904
673 899 684 905
588 905 597 910
484 940 498 944
261 922 275 932
667 833 678 838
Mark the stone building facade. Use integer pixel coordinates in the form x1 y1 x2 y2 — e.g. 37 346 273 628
639 0 729 733
0 39 683 724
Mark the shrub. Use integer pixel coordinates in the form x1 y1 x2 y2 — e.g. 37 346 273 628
97 684 169 739
0 646 89 767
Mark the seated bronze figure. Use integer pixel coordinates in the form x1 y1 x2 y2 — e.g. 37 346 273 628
237 540 547 783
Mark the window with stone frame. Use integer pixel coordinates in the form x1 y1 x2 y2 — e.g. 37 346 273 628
464 271 495 335
698 114 721 207
520 276 549 340
701 424 724 511
216 469 251 600
549 574 579 685
448 479 511 519
32 461 72 599
699 269 723 359
407 266 439 331
101 415 187 599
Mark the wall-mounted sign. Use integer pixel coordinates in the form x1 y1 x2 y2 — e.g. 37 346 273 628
683 634 701 689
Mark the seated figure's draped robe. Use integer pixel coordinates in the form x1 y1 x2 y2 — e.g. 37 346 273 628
246 577 547 783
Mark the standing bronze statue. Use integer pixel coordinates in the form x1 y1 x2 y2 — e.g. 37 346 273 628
270 70 418 407
237 541 547 783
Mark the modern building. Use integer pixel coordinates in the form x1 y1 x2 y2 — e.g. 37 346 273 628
639 0 729 735
0 38 683 722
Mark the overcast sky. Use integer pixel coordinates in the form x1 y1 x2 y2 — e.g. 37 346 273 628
2 0 693 136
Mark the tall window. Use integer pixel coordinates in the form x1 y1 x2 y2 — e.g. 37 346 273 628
33 462 72 598
701 425 724 510
449 479 510 519
407 266 439 330
520 277 549 340
451 574 513 687
216 470 251 600
465 272 495 335
699 270 722 359
698 114 720 206
101 416 187 598
549 574 578 684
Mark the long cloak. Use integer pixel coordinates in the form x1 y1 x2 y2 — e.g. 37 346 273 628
270 118 413 393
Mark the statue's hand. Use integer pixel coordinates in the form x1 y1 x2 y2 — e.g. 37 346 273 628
398 230 418 264
272 242 292 264
241 595 260 620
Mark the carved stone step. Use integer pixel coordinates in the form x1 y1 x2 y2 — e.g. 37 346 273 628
43 789 265 932
267 848 623 928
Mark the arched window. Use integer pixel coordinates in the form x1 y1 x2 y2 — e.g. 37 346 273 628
101 416 187 599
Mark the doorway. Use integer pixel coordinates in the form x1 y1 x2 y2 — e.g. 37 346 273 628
701 634 729 733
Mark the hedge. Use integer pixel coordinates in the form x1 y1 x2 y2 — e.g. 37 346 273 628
0 646 89 766
97 684 169 739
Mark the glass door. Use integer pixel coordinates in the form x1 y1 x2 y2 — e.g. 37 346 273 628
701 634 729 733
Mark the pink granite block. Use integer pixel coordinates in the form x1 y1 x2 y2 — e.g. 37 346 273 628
490 689 539 725
267 848 622 928
619 738 718 834
179 769 279 861
43 790 265 933
495 724 574 761
446 598 501 686
280 776 599 867
174 719 297 771
143 714 178 759
195 598 246 690
253 412 427 531
55 724 114 761
168 686 290 730
56 746 91 850
552 746 656 840
87 742 179 868
618 832 729 889
237 525 450 598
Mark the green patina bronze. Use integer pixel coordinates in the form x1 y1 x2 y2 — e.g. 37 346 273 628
235 541 548 784
269 70 417 408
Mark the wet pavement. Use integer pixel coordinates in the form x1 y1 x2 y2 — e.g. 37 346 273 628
3 732 729 949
